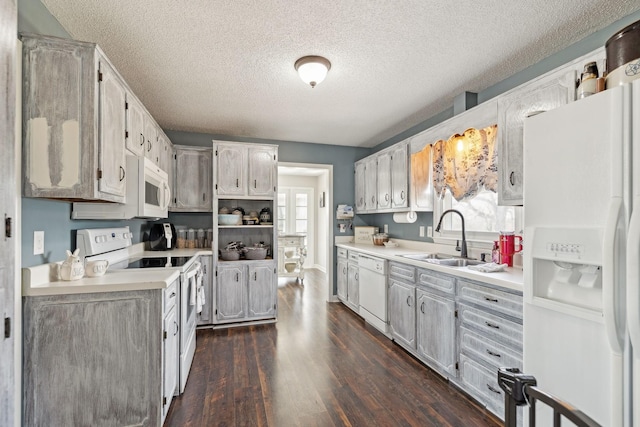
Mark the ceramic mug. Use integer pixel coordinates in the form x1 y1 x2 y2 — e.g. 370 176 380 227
85 259 109 277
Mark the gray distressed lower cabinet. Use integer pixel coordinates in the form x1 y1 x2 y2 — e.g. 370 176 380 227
336 248 360 314
214 260 277 324
384 258 524 424
23 285 177 427
454 278 523 422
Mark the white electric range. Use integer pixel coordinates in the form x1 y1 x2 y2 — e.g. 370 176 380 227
77 226 202 394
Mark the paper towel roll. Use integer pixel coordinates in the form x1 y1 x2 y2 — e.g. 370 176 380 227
393 211 417 224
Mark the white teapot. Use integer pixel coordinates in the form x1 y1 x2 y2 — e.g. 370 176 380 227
60 249 85 281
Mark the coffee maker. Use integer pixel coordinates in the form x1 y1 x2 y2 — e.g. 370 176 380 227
148 223 177 250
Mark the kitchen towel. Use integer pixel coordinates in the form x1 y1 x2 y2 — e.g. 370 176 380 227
468 262 508 273
393 211 417 224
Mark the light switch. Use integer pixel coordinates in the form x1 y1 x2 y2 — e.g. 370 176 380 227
34 231 44 255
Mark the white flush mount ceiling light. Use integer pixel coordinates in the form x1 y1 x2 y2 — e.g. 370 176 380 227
294 55 331 88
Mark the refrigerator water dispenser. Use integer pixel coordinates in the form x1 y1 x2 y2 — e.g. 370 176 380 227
527 227 604 315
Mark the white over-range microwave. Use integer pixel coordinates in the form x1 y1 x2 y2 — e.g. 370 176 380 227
72 156 171 220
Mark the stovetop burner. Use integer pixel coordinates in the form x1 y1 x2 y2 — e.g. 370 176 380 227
125 256 191 269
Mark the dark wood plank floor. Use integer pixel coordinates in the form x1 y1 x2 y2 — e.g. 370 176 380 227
165 269 501 427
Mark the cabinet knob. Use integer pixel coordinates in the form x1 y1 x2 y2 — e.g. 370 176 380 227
420 301 425 314
406 296 412 307
400 190 405 200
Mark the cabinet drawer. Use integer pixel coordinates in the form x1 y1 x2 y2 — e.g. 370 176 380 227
458 304 522 350
348 251 360 263
416 268 455 295
389 262 416 282
164 281 178 313
459 325 522 372
457 279 522 320
337 247 348 258
459 354 511 420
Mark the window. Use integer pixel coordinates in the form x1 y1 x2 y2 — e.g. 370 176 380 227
278 188 312 238
434 187 523 243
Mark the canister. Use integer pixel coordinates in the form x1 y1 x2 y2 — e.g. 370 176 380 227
605 19 640 88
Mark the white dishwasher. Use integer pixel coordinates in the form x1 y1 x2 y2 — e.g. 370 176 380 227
357 254 388 335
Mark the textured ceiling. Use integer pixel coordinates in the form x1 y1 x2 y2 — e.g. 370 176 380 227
40 0 640 147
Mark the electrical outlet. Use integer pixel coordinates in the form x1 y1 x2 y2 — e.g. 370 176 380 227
34 231 44 255
419 226 425 237
384 224 388 233
427 226 433 238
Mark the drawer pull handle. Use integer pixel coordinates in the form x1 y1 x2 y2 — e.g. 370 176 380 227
173 320 179 335
487 384 501 395
485 321 500 329
420 301 425 314
406 296 412 307
169 292 176 299
355 273 359 280
486 349 501 358
484 296 498 303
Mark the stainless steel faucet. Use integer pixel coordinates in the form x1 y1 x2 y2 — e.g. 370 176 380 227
434 209 468 258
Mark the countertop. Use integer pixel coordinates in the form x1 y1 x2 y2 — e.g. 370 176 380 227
335 242 523 292
22 248 213 297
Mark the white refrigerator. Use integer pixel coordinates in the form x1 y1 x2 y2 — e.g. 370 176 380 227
523 80 640 427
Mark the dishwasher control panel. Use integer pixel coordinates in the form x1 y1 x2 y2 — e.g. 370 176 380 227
358 254 387 274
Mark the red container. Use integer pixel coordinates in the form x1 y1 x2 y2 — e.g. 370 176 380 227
499 232 523 267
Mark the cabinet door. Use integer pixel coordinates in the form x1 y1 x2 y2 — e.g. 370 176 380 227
376 151 392 210
388 278 416 350
248 146 276 197
97 58 126 198
215 144 245 196
216 264 246 322
364 157 377 211
197 256 213 325
157 131 173 174
337 258 348 301
248 263 277 319
354 161 366 213
391 143 408 208
126 95 146 157
416 289 457 376
498 69 575 205
162 306 178 420
143 112 158 164
174 147 212 211
347 264 359 309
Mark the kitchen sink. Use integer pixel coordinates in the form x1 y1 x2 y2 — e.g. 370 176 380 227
399 253 484 267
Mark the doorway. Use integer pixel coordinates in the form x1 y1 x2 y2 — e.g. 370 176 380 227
277 163 333 302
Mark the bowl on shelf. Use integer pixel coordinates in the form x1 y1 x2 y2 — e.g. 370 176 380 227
243 247 267 260
284 263 296 273
285 250 295 258
220 249 240 261
218 214 241 225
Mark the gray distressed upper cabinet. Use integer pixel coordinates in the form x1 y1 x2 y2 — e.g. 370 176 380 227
172 145 212 212
388 276 416 350
23 289 164 426
157 130 173 175
354 160 366 212
376 150 392 210
22 34 127 202
355 141 409 213
497 68 576 205
390 142 409 209
125 94 146 157
214 141 277 198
